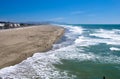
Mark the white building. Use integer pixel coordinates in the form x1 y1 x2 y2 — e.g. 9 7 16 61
0 23 5 29
0 23 5 26
13 23 20 28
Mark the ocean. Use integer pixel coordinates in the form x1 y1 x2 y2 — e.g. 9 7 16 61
0 24 120 79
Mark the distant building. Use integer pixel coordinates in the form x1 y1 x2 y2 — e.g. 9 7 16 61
13 24 20 28
0 22 21 29
0 21 40 30
0 23 5 29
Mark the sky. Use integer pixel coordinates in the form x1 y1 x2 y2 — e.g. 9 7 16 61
0 0 120 24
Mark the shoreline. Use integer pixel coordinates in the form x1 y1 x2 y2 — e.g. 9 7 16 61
0 25 65 69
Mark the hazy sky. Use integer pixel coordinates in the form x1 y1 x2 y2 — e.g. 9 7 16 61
0 0 120 24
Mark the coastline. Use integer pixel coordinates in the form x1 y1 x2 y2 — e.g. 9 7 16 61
0 25 65 69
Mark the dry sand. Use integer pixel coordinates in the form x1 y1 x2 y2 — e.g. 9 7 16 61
0 25 64 69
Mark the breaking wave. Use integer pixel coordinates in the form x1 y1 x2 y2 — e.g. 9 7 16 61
0 24 120 79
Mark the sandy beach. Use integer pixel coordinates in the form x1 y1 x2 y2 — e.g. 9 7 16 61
0 25 64 69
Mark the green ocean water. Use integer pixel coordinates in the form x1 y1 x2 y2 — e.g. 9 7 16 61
0 24 120 79
53 24 120 79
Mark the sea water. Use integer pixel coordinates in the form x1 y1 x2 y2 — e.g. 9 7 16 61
0 24 120 79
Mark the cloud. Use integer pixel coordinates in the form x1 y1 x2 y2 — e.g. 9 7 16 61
71 11 84 15
49 17 64 21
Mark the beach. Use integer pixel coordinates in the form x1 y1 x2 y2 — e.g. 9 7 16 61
0 24 120 79
0 25 64 68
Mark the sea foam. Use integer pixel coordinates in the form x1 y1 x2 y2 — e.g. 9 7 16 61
0 25 120 79
110 47 120 51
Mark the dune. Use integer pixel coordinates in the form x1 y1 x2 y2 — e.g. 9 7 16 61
0 25 64 69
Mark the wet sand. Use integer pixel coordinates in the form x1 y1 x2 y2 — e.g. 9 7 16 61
0 25 64 68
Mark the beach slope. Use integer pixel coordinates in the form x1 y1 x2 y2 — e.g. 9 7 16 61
0 25 64 68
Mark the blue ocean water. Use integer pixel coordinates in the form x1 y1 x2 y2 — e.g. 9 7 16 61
0 24 120 79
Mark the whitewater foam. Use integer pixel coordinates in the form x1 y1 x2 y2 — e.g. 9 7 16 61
89 29 120 45
110 47 120 51
0 51 76 79
0 24 120 79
